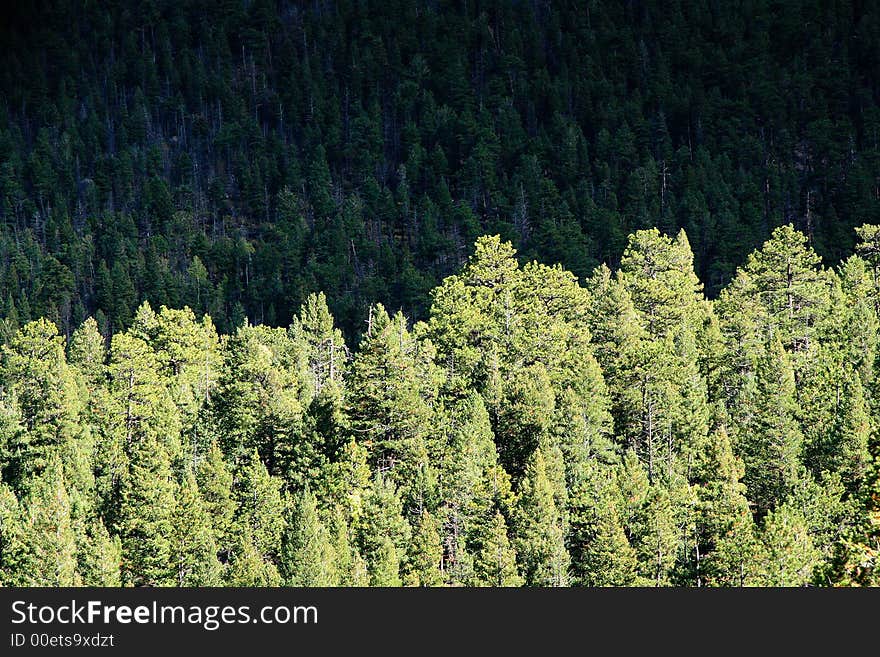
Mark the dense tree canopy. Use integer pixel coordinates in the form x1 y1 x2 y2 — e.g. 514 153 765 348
2 225 880 587
0 0 879 342
2 0 880 588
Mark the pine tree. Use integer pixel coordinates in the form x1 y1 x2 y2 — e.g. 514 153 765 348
736 339 804 516
76 518 122 586
854 223 880 316
568 464 640 586
511 449 570 586
472 511 523 586
346 304 439 495
618 228 705 340
211 323 305 479
67 316 107 389
493 362 556 482
292 292 348 392
327 505 368 586
688 427 754 586
226 529 282 587
403 510 444 586
0 480 30 585
825 372 871 493
119 435 176 586
368 539 402 587
281 488 337 586
1 319 82 491
356 474 411 586
108 328 180 458
172 470 222 586
616 451 679 586
196 441 236 560
22 456 80 585
136 305 222 453
716 225 831 372
753 503 820 586
233 450 286 563
437 393 501 584
706 517 762 587
586 265 704 484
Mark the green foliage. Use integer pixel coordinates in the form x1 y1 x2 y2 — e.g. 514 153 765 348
21 456 80 585
281 488 338 587
0 480 31 585
511 449 570 586
356 475 411 586
172 470 222 586
0 1 878 338
472 512 522 587
568 465 640 586
735 339 804 516
403 510 444 587
119 436 177 587
1 223 879 588
233 450 286 563
0 320 82 491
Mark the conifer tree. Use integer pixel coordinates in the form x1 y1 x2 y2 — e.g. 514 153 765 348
716 224 831 370
437 393 502 583
0 480 30 585
108 329 180 458
22 456 80 585
119 435 176 587
688 427 753 586
211 324 305 480
327 505 369 586
76 518 122 586
568 464 640 586
1 319 82 491
172 470 222 586
706 518 762 587
511 449 570 586
292 292 347 393
233 450 286 564
753 503 820 586
618 228 705 340
356 474 411 586
346 304 440 496
472 511 523 587
736 339 804 516
616 451 679 585
67 316 107 389
226 529 282 587
196 441 236 560
369 539 402 587
135 305 222 454
404 510 444 586
281 488 337 586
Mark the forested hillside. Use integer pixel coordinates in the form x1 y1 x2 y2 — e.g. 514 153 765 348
2 225 880 587
1 0 880 339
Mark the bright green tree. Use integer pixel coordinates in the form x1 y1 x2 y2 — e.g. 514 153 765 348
22 456 80 585
511 449 570 586
471 511 523 587
356 474 411 586
119 435 176 586
403 510 444 586
233 450 286 564
172 470 222 586
280 487 338 586
196 441 236 560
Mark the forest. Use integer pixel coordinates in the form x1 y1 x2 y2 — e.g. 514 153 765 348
1 0 879 339
1 224 880 587
2 0 880 586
